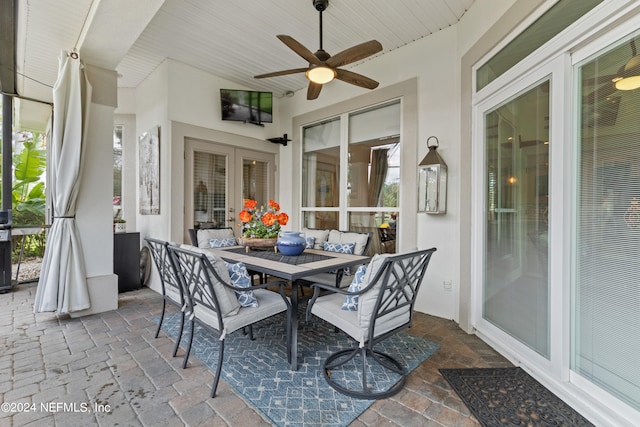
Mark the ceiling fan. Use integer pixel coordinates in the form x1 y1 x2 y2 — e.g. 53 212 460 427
583 39 640 104
254 0 383 100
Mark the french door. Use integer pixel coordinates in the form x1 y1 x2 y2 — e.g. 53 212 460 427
184 138 275 239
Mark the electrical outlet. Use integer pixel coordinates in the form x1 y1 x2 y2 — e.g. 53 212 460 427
443 280 453 291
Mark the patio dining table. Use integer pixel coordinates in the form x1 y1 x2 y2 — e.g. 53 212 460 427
208 246 370 370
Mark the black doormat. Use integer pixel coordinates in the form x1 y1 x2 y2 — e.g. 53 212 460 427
439 367 594 427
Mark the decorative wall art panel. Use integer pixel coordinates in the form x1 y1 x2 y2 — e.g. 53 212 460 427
139 126 160 215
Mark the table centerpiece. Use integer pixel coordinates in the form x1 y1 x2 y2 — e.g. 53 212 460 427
238 199 288 252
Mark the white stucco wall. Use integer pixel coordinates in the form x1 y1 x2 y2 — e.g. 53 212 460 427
134 61 171 246
72 66 119 316
166 60 282 141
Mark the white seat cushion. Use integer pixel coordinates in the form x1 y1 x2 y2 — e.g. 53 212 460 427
302 229 330 250
312 255 410 344
357 253 391 329
196 229 235 248
327 230 369 255
194 289 289 335
310 293 364 342
180 244 241 317
357 253 411 338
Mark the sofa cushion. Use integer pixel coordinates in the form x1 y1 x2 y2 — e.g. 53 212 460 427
302 229 329 250
323 242 355 275
209 237 237 248
196 228 234 248
323 242 355 254
327 230 369 255
305 237 316 249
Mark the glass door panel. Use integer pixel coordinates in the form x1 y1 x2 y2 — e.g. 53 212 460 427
484 80 550 358
574 35 640 411
186 141 275 238
302 118 341 230
240 158 270 208
234 148 276 233
193 151 228 229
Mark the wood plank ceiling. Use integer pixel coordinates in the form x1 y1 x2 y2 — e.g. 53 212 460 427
15 0 475 103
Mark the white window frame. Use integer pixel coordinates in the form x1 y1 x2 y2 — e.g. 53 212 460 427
292 79 419 253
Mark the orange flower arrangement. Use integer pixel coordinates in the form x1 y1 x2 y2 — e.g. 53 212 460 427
238 199 288 238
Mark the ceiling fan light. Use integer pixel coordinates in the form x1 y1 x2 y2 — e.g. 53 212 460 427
306 66 336 84
613 55 640 90
615 75 640 90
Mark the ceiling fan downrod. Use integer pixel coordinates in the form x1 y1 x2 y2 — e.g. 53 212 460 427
314 0 329 51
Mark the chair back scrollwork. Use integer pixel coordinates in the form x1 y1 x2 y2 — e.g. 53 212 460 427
145 237 184 305
364 248 436 345
168 246 225 329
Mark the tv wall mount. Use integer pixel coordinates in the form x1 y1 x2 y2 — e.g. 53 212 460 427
267 134 291 146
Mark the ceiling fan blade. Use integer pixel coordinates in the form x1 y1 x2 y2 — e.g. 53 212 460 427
335 69 379 89
326 40 383 68
277 35 322 65
583 82 618 105
307 82 322 100
582 75 618 86
254 68 309 79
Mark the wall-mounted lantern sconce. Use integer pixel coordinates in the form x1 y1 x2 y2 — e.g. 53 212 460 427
418 136 447 214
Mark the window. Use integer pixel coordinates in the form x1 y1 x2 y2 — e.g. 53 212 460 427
113 125 123 219
302 118 341 230
476 0 603 91
301 101 400 254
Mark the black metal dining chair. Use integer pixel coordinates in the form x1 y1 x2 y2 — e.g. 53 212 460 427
306 248 437 399
144 237 187 362
167 245 292 398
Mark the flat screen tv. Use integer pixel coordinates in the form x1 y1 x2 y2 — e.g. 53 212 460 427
220 89 273 124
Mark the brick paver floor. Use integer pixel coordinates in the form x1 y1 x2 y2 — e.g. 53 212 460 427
0 282 511 426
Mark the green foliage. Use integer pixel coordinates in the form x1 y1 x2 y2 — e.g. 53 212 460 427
14 140 46 183
9 134 47 261
12 137 47 222
382 182 399 208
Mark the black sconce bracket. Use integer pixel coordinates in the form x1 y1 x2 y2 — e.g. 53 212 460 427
267 133 291 146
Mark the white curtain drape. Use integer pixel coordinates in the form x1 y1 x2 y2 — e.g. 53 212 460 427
34 51 92 314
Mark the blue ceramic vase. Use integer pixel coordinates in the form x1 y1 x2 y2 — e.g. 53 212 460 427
277 231 306 256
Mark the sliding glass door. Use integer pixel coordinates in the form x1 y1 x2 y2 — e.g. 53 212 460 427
483 80 550 358
474 12 640 420
573 33 640 411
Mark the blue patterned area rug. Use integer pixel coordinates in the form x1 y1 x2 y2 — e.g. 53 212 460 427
157 309 439 426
